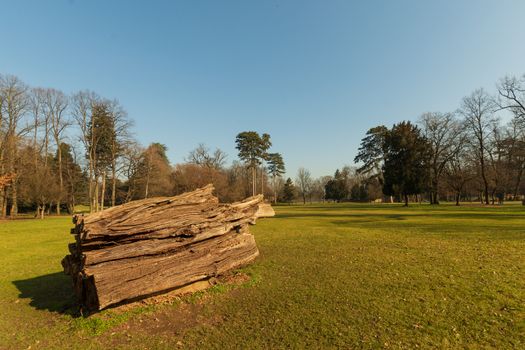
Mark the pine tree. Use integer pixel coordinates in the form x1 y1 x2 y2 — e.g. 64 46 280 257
282 177 295 204
325 169 348 202
235 131 271 196
267 153 285 203
382 121 431 206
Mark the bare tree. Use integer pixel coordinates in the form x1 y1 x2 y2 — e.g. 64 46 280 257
135 143 172 199
419 112 464 204
121 142 144 202
296 167 312 204
72 90 99 213
0 75 30 216
28 88 48 164
44 88 70 214
106 99 133 207
460 89 498 205
507 114 525 198
17 143 59 218
186 143 228 188
488 117 525 201
187 143 227 169
444 147 475 205
497 74 525 120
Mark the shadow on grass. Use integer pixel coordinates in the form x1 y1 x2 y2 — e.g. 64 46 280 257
13 271 79 316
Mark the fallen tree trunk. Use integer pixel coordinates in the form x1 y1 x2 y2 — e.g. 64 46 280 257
62 185 264 311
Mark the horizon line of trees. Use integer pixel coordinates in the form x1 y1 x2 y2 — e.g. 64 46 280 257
281 73 525 206
353 73 525 206
0 73 287 218
3 72 525 214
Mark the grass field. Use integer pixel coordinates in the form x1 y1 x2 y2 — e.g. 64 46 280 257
1 203 524 349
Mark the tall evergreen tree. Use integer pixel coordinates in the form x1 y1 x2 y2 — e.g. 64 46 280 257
235 131 271 196
55 143 85 213
354 125 388 181
266 152 285 203
325 169 348 202
282 177 295 204
87 102 116 211
382 121 431 206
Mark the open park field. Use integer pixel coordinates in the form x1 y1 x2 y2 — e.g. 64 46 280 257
1 203 524 349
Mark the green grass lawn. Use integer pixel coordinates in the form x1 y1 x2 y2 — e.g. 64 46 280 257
1 203 524 349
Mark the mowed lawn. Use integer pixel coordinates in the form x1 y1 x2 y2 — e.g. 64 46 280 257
1 203 524 349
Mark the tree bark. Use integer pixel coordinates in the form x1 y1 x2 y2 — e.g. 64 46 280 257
94 177 99 212
10 179 18 216
101 171 106 211
513 164 524 199
430 178 440 205
56 143 63 215
111 159 117 207
260 166 264 198
62 185 263 311
251 166 256 196
1 189 7 217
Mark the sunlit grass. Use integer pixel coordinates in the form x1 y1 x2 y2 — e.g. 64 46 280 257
1 203 524 349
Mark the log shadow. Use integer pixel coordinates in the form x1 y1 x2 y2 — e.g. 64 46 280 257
12 271 79 316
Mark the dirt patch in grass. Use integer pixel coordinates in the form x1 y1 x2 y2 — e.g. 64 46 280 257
98 272 250 335
115 302 215 336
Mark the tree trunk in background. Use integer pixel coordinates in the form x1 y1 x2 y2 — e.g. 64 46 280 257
56 144 63 215
480 157 490 205
251 166 256 196
260 167 264 198
10 179 18 216
272 176 277 204
9 144 18 217
101 171 106 211
404 193 409 206
111 158 116 207
0 154 4 217
513 165 524 199
88 160 94 213
430 179 440 205
144 166 150 199
1 189 7 217
94 178 99 212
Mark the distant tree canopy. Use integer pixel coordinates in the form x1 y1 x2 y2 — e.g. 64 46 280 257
267 153 285 178
235 131 272 196
2 70 525 217
382 121 431 206
187 143 227 170
325 169 348 202
354 125 388 181
282 177 296 203
266 152 285 203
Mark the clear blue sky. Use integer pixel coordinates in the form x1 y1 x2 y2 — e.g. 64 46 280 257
1 0 524 178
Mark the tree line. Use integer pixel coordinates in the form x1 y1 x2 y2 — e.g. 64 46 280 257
283 73 525 206
3 72 524 212
0 73 286 218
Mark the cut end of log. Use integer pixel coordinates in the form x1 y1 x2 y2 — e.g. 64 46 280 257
256 203 276 218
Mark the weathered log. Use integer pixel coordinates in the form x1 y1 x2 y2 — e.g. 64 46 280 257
81 231 258 310
75 191 261 242
63 185 264 311
81 223 251 266
73 185 216 235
